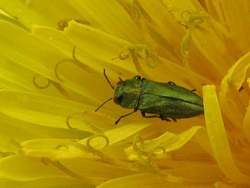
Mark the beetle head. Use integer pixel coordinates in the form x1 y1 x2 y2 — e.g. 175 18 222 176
95 70 142 112
113 76 142 109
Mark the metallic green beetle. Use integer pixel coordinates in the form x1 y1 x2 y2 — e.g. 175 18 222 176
96 70 204 124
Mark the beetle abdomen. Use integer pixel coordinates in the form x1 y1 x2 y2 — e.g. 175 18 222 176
138 94 203 119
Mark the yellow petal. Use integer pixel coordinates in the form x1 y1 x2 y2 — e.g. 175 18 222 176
203 85 250 185
130 0 182 62
243 78 250 141
0 112 89 156
0 0 51 28
146 126 202 153
60 157 134 185
21 139 85 159
220 51 250 91
0 155 134 185
161 160 222 183
0 177 88 188
214 181 235 188
0 20 58 78
22 123 150 160
64 21 136 72
0 0 86 29
97 173 213 188
0 90 97 132
125 126 203 160
0 56 36 91
33 26 121 101
67 0 141 41
0 55 63 96
192 127 213 155
32 23 141 99
32 24 137 93
220 52 250 127
0 155 65 180
243 105 250 140
163 0 232 79
79 122 151 147
32 25 104 73
0 20 111 101
214 0 250 51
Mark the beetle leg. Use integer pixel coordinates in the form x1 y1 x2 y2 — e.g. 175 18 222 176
115 110 137 125
191 89 196 92
171 118 177 122
239 86 244 92
161 117 171 121
168 81 176 85
141 112 176 122
141 111 160 118
159 115 171 121
141 111 145 117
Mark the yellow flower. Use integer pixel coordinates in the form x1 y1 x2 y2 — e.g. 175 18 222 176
0 0 250 187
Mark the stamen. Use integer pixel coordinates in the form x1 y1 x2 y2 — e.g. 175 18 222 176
0 151 15 158
113 44 160 77
70 46 95 73
84 134 112 162
54 59 72 82
66 114 74 129
152 146 166 156
131 135 160 173
66 112 103 133
54 46 85 82
86 134 110 151
180 10 207 63
180 10 207 29
51 81 70 98
55 144 68 150
66 112 86 129
33 74 50 89
132 135 148 159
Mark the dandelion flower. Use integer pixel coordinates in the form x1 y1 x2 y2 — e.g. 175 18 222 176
0 0 250 187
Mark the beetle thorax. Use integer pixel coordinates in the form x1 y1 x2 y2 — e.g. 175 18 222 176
113 76 142 109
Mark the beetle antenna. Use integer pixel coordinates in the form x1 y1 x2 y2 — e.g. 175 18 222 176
118 77 123 82
103 69 114 90
95 97 113 112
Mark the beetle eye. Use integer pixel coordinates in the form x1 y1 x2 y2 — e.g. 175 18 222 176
116 95 124 103
135 76 141 80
